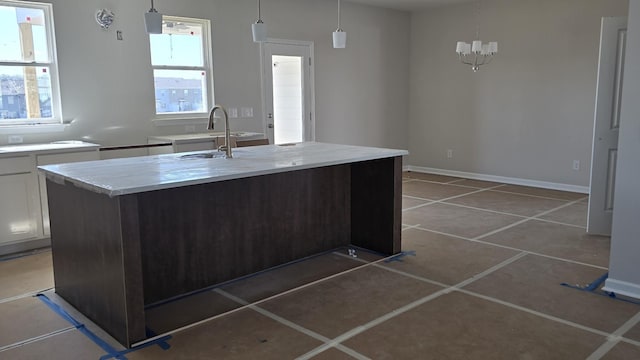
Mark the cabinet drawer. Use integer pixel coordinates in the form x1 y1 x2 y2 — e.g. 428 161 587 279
37 151 99 166
0 156 32 175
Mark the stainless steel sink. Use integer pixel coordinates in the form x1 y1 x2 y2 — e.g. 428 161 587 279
179 152 227 159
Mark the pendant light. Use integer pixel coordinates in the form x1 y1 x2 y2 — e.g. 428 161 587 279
252 0 267 42
144 0 163 34
332 0 346 48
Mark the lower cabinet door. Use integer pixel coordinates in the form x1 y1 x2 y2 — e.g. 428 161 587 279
0 173 39 244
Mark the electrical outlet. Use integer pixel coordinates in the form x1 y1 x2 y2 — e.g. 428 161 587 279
572 160 580 171
228 107 238 118
447 149 453 159
185 125 196 133
8 135 23 144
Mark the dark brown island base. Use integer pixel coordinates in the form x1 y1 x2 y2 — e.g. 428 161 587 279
39 142 407 347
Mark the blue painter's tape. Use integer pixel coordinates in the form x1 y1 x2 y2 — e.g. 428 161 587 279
384 250 416 263
584 272 609 292
35 294 125 360
99 334 172 360
560 273 640 306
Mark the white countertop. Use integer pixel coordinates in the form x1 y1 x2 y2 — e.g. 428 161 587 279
39 142 408 197
148 132 264 144
0 141 100 158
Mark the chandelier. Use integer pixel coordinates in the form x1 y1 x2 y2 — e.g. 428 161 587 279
455 1 497 72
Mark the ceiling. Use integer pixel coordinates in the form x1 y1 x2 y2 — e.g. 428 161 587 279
346 0 475 11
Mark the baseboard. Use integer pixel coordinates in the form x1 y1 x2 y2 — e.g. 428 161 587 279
603 278 640 300
0 238 51 257
405 165 589 194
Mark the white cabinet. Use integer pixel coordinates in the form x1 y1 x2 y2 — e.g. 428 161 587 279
0 157 40 245
0 143 100 253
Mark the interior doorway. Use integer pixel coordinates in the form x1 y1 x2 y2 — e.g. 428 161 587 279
260 39 315 145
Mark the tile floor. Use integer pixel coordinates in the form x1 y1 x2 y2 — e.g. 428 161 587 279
1 172 640 359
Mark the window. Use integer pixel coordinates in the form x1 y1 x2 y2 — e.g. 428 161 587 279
149 16 213 117
0 0 61 125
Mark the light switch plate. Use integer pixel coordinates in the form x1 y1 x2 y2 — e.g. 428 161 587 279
240 107 254 118
8 135 23 144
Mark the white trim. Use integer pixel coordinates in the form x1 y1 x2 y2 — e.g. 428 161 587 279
0 124 66 134
151 117 208 126
406 165 589 194
603 278 640 300
149 16 214 119
259 39 316 143
0 0 63 125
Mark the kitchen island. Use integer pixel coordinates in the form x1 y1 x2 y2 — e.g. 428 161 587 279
39 142 407 347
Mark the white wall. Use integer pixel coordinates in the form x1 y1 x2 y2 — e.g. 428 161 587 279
408 0 628 187
3 0 410 151
605 0 640 299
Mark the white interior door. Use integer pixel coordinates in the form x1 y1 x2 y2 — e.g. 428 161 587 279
261 40 314 145
588 17 627 236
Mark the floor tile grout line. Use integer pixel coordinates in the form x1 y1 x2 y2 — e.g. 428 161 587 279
401 224 422 231
490 189 589 202
295 252 528 360
412 225 609 271
335 251 622 345
404 192 588 230
342 249 632 344
405 176 584 202
402 202 435 212
435 201 588 229
457 289 613 338
472 198 587 241
213 289 372 360
586 310 640 360
620 337 640 347
131 253 404 348
0 327 76 353
0 287 54 305
406 178 482 189
403 184 504 209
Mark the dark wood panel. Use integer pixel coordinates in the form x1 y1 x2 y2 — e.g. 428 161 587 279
137 165 351 304
47 180 145 347
350 156 402 255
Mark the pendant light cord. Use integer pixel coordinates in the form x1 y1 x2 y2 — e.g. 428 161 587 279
337 0 342 29
258 0 262 21
475 0 480 40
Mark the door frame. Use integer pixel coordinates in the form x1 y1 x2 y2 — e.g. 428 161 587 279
587 17 627 235
259 38 316 143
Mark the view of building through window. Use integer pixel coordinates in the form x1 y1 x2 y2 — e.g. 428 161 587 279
149 17 211 115
0 2 58 123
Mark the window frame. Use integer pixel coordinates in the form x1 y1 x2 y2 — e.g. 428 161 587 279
0 0 62 127
149 15 214 122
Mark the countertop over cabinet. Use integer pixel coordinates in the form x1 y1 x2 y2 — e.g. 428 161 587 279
147 131 264 144
44 140 406 347
0 141 100 158
39 142 408 197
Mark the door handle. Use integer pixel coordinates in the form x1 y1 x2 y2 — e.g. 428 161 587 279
268 123 274 129
268 113 273 119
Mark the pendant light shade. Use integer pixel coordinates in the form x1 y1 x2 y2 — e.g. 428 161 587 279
252 0 267 42
252 21 267 42
144 0 162 34
333 0 346 49
333 30 346 48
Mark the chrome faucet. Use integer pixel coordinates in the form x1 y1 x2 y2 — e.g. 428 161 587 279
208 105 232 159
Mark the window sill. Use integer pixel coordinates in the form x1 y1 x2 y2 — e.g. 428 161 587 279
152 117 208 127
0 123 66 134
